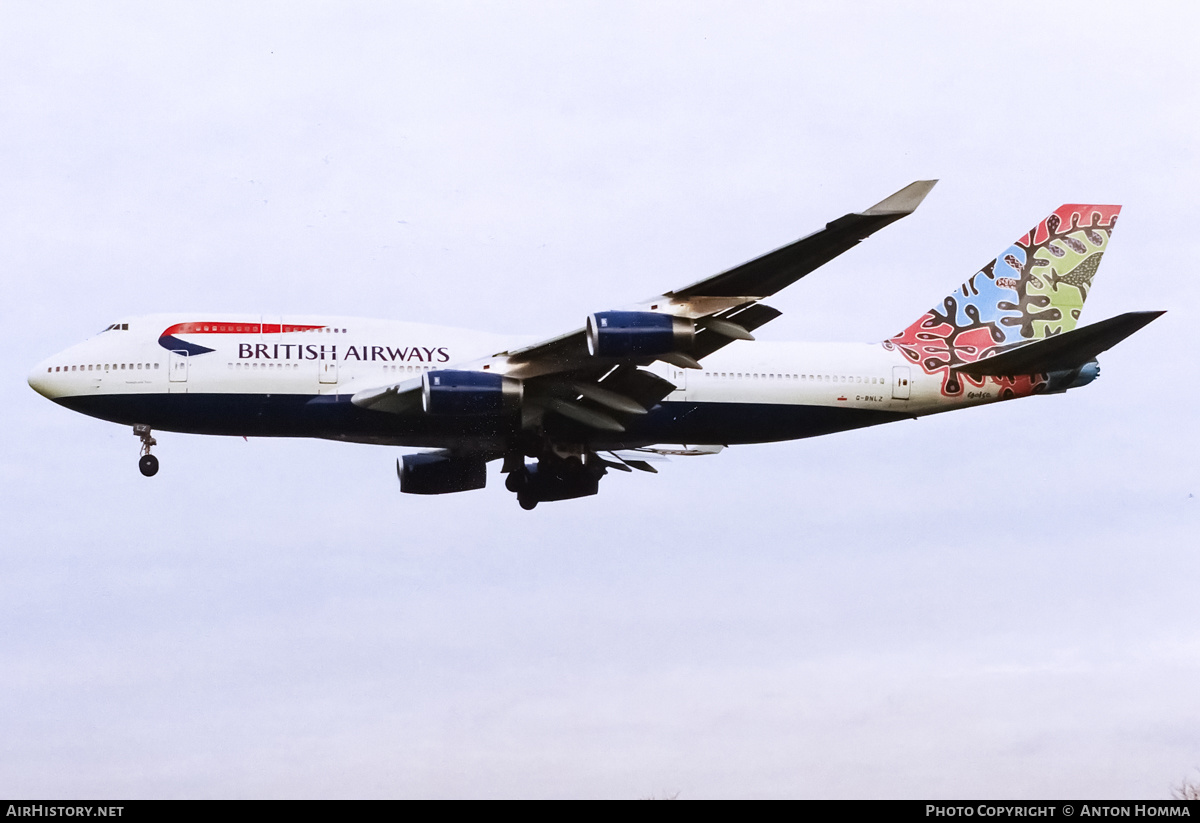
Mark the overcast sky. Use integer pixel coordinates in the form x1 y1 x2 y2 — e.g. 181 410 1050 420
2 1 1198 799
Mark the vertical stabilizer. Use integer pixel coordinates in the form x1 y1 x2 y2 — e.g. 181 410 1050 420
885 204 1120 392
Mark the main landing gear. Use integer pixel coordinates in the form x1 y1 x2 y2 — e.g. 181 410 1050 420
134 424 159 477
504 453 603 510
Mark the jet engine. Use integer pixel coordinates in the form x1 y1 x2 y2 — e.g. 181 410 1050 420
399 452 487 494
421 370 522 415
586 311 694 358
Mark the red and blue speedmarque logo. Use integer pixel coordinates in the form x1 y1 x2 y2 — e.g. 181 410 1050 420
158 322 326 356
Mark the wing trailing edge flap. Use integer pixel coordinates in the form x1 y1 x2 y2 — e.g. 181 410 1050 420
597 366 678 408
606 455 657 473
531 366 679 433
958 311 1165 377
542 397 625 431
570 381 649 415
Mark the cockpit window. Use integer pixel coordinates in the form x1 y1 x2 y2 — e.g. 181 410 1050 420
100 323 130 333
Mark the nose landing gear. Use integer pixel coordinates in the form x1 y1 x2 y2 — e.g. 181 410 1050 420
134 424 159 477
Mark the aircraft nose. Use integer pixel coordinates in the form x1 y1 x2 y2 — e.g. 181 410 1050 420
28 359 55 399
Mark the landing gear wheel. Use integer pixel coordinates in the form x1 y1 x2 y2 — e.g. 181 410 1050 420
139 454 159 477
517 493 538 511
133 424 159 477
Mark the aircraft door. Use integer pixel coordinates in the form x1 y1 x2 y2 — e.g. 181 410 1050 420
169 350 189 382
891 365 910 400
318 359 338 385
669 367 687 395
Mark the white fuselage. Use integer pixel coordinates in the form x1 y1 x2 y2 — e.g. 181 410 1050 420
28 314 1013 451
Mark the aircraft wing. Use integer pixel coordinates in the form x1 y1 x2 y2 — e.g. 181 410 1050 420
354 180 936 428
501 179 937 380
667 179 938 300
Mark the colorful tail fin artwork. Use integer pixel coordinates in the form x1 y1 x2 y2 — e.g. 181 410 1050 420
885 204 1121 396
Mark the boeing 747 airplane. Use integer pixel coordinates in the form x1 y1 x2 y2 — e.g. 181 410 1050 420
28 181 1162 508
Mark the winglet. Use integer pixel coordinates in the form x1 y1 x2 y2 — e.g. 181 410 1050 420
862 180 938 215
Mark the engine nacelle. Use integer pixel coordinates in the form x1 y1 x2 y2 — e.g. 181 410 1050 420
399 452 487 495
1044 360 1100 394
422 370 522 415
586 311 694 358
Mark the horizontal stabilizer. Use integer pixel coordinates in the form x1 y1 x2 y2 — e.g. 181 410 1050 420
958 311 1164 377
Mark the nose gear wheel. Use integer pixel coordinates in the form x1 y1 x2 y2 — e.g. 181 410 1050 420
133 424 159 477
